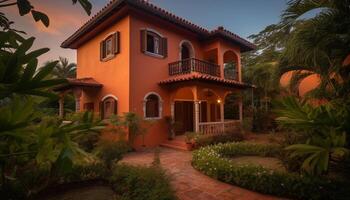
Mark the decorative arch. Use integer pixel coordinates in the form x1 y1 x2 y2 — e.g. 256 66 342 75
223 50 239 80
179 40 195 60
143 92 163 119
102 94 118 101
140 28 164 37
100 94 118 119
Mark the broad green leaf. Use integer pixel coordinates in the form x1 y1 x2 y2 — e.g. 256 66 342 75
22 48 50 63
31 10 49 27
33 61 58 81
20 58 37 82
17 0 33 16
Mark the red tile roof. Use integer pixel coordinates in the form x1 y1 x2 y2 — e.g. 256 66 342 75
54 77 103 91
158 73 254 88
61 0 255 52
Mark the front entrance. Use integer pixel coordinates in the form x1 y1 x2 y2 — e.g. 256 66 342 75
174 101 194 134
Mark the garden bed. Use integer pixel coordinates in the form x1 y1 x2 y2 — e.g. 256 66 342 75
192 142 347 200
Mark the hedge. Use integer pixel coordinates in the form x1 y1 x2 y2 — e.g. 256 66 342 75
192 142 348 200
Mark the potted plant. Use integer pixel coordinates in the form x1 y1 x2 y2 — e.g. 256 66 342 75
184 132 197 150
164 116 181 140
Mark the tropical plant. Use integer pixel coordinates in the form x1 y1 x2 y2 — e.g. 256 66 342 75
0 0 99 197
274 97 349 175
122 112 149 146
51 57 77 79
279 0 350 99
0 0 92 31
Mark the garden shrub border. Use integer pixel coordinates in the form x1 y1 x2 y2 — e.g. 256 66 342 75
23 162 176 200
192 142 347 200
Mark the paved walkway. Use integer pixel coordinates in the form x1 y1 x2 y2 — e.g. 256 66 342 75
121 147 284 200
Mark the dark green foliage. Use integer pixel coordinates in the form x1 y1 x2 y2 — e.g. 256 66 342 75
95 140 131 169
111 164 176 200
192 142 349 200
274 97 349 175
193 133 244 149
0 0 92 31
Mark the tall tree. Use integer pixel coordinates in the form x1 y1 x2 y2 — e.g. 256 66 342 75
51 57 77 79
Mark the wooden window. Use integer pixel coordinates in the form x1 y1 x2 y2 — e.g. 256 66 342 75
145 94 159 118
100 97 117 119
141 29 167 57
100 32 120 61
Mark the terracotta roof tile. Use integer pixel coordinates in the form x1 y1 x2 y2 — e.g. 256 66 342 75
54 77 103 91
158 73 254 88
61 0 255 51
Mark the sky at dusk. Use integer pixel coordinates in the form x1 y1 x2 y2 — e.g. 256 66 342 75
3 0 288 65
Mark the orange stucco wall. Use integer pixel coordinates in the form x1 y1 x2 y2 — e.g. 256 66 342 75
77 16 131 114
76 13 244 148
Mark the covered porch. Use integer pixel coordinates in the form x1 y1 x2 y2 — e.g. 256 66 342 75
53 77 103 117
160 76 251 136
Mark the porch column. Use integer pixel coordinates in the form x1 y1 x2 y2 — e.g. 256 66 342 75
220 101 225 133
58 93 65 118
73 88 82 112
170 101 175 120
239 98 243 122
194 100 200 132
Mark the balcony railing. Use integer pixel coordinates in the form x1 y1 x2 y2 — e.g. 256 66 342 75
198 120 240 135
224 69 239 80
168 58 220 77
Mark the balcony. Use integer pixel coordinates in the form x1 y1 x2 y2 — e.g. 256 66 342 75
168 58 220 77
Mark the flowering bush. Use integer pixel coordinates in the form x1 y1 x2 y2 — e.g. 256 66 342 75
192 142 347 200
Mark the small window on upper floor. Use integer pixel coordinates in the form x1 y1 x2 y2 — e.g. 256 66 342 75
100 32 120 61
141 29 167 58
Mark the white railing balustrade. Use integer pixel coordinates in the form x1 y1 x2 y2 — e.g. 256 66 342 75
198 120 240 135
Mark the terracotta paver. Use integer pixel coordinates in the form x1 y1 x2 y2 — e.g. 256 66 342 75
121 147 285 200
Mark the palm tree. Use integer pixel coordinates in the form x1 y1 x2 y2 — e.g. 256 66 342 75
279 0 350 99
52 57 77 79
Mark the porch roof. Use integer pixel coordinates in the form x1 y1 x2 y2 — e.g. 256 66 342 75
53 77 103 91
158 73 255 89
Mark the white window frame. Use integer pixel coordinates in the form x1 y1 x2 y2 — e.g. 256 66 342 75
141 28 165 58
143 92 163 120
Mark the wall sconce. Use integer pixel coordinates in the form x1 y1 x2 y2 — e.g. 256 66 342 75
217 99 221 104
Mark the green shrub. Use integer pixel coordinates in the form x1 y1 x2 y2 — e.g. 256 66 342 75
110 164 176 200
95 140 131 168
192 142 348 200
193 133 244 148
62 162 109 183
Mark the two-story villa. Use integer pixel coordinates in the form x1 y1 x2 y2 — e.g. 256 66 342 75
57 0 255 148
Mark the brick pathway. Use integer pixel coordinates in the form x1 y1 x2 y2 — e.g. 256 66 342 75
121 147 284 200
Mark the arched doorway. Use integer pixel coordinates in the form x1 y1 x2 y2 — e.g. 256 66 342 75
223 51 239 80
179 40 194 60
181 45 190 60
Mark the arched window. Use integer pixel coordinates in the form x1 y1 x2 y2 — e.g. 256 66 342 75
144 92 162 119
100 95 118 119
